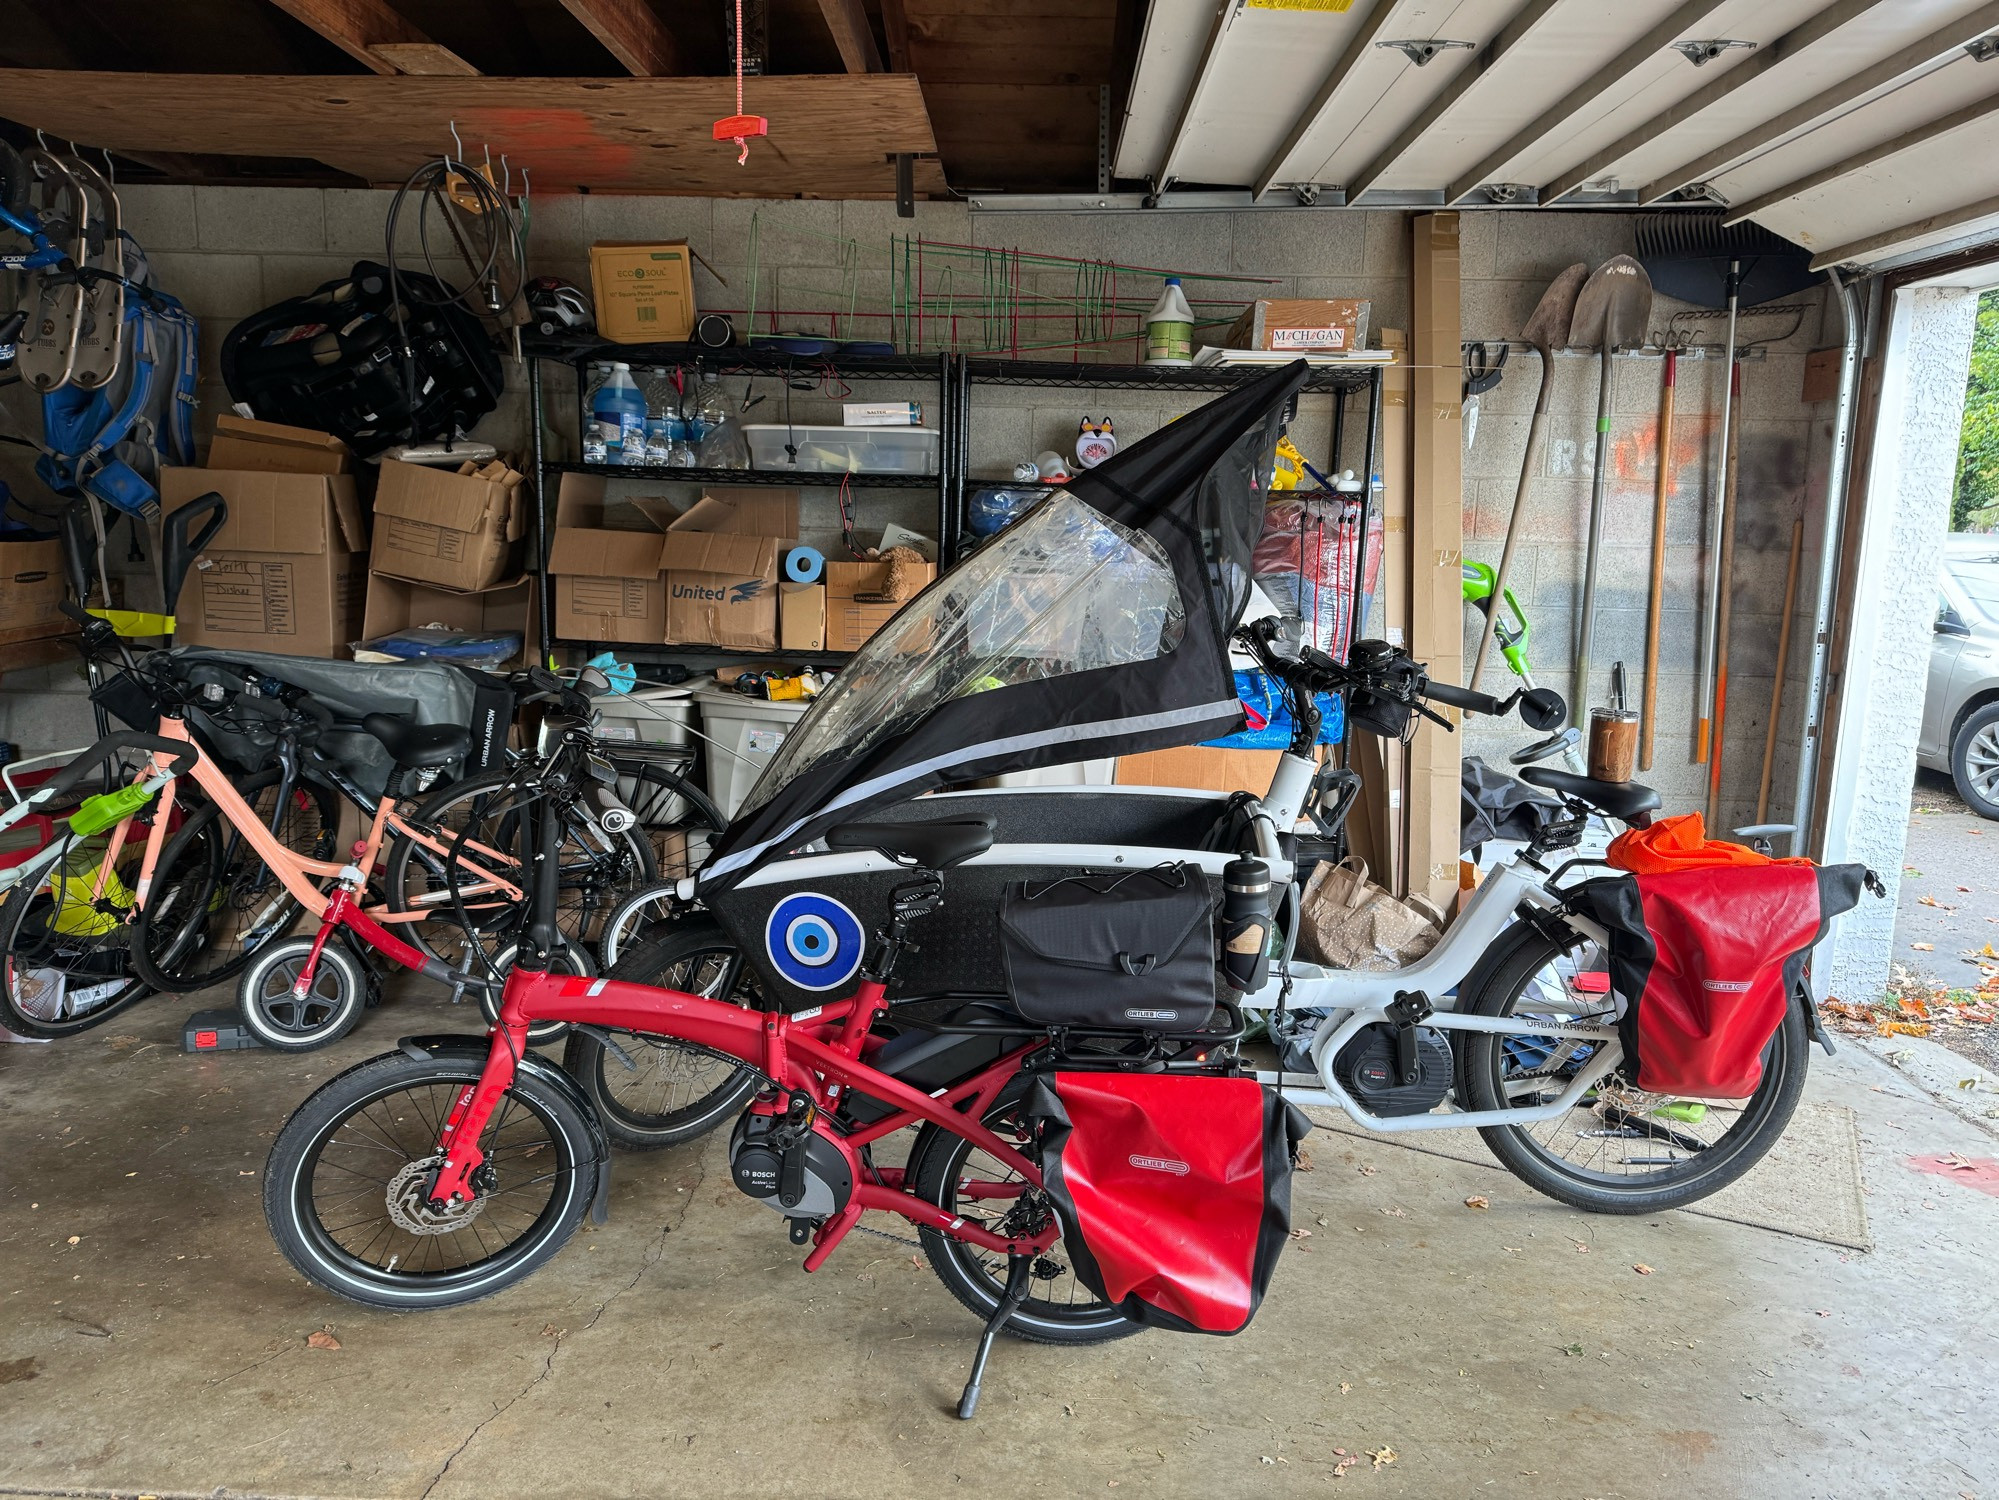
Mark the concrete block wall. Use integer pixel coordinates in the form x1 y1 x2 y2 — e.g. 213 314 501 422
2 187 1833 850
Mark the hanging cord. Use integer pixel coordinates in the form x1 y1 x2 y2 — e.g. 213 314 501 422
730 0 751 165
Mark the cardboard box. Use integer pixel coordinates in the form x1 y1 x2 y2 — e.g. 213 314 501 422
1224 298 1370 354
548 527 669 645
1116 747 1285 794
161 468 368 655
823 559 937 653
662 532 781 649
589 241 696 343
361 571 541 670
661 489 800 539
369 459 527 592
0 539 68 640
779 582 825 651
205 414 350 475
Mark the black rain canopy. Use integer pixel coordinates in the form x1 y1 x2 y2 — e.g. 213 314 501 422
697 359 1309 894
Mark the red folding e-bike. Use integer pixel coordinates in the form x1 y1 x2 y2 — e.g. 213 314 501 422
264 681 1203 1415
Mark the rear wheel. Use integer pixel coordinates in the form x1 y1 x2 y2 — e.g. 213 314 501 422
561 920 761 1150
1457 920 1808 1214
0 824 156 1038
263 1051 598 1309
1951 701 1999 820
910 1079 1136 1345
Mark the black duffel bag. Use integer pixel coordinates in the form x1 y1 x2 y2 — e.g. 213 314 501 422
998 864 1216 1033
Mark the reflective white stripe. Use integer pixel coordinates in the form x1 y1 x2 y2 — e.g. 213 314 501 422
793 1005 823 1022
701 697 1240 884
587 978 610 996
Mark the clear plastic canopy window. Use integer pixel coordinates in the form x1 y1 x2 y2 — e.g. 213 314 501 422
741 490 1184 818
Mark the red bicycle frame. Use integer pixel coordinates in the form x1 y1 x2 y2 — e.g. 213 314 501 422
426 967 1061 1268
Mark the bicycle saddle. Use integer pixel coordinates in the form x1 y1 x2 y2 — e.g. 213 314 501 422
1518 766 1660 825
825 814 996 870
360 712 470 769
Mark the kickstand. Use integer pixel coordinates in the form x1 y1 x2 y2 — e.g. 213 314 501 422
958 1253 1032 1420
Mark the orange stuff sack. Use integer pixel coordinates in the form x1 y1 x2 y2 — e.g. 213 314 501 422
1606 812 1814 877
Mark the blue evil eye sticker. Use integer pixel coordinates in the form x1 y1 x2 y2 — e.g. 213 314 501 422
765 892 865 992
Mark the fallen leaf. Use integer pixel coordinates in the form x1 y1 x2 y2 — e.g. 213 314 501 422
65 1236 79 1246
1562 1343 1585 1357
1289 1228 1313 1241
1574 1242 1591 1254
1339 1381 1352 1395
1369 1446 1398 1469
1295 1149 1314 1173
1937 1152 1978 1171
1633 1263 1654 1276
306 1329 341 1351
1464 1195 1490 1210
1920 894 1942 907
1913 943 1935 952
1356 1164 1377 1177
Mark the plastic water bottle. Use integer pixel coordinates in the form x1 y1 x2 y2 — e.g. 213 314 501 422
1144 277 1195 367
592 362 648 465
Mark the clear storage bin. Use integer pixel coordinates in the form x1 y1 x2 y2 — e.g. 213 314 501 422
744 424 940 476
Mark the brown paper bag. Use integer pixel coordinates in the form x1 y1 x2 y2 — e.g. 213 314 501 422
1297 856 1446 971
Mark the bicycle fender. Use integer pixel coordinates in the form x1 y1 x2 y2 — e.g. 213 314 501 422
397 1034 615 1224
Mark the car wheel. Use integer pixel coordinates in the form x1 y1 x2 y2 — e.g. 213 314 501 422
1951 701 1999 820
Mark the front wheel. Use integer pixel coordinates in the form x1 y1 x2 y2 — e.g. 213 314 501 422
237 935 367 1053
263 1051 599 1310
1951 701 1999 820
1456 920 1807 1214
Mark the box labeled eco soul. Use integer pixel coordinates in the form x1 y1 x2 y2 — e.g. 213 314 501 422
589 241 697 343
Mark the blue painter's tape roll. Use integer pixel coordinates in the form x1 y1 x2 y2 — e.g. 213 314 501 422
783 546 825 583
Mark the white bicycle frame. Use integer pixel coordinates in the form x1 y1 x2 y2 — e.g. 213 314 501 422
701 750 1620 1139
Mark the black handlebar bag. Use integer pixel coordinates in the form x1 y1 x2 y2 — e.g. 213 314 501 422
1026 1073 1310 1334
1576 863 1869 1098
999 864 1216 1033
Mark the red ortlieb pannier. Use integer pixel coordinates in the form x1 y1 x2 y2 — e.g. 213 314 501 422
1026 1072 1310 1334
1577 863 1870 1098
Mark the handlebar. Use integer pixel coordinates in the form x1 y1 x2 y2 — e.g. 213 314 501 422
1419 679 1507 717
40 733 197 802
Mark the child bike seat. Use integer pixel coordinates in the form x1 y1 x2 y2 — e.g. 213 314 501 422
825 814 996 870
1518 766 1660 825
360 712 470 769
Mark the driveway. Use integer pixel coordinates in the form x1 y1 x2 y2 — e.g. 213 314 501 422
1884 769 1999 1072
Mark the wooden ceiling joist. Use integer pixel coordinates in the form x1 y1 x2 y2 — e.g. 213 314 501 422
555 0 681 77
0 69 942 199
265 0 480 77
1639 0 1999 205
817 0 885 74
1539 0 1887 204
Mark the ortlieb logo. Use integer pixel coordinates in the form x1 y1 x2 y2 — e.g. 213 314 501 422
1124 1007 1179 1022
1700 979 1753 993
1128 1154 1190 1176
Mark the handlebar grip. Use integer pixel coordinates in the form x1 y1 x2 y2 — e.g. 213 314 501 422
290 693 337 729
1422 679 1506 716
40 733 197 801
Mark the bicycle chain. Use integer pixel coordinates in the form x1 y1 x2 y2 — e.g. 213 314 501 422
851 1219 924 1250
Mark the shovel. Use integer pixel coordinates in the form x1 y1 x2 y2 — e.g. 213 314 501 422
1469 263 1586 690
1566 255 1653 726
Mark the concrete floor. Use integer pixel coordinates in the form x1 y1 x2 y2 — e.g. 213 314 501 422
3 986 1997 1500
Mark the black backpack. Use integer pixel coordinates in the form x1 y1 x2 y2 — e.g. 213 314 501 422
220 260 502 458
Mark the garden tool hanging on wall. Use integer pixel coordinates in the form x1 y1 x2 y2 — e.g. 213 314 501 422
1468 263 1586 692
1565 256 1654 727
1462 561 1585 772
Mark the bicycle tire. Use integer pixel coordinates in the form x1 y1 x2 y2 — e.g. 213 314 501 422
128 768 339 995
604 755 725 885
560 921 760 1150
263 1050 598 1310
909 1078 1138 1346
0 829 155 1038
380 767 658 974
1457 919 1808 1214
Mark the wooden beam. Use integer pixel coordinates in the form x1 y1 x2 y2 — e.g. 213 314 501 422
1346 0 1564 203
1726 92 1999 226
1445 0 1734 205
817 0 884 73
1641 0 1999 204
368 42 479 75
1539 0 1887 205
880 0 912 73
264 0 478 76
555 0 681 77
0 70 943 200
1251 0 1420 200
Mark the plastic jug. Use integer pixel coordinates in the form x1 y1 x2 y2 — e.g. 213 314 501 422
1144 278 1195 367
592 363 648 465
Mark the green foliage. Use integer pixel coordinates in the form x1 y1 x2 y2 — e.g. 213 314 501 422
1956 288 1999 533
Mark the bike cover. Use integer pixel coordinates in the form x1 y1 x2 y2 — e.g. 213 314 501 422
697 362 1307 893
1027 1072 1309 1334
1575 863 1869 1098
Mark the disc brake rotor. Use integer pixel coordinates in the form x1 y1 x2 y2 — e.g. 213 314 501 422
386 1156 489 1236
